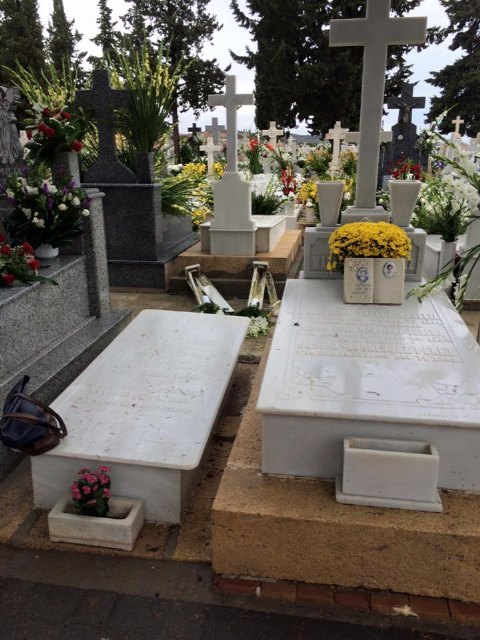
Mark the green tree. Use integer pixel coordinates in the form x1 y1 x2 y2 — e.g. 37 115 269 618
231 0 423 135
46 0 85 74
0 0 45 85
121 0 226 160
89 0 119 68
426 0 480 136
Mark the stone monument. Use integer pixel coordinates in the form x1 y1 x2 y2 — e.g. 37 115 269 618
76 69 196 287
329 0 427 220
261 121 284 150
200 136 222 175
0 86 24 221
206 117 226 147
205 75 257 256
383 83 427 175
325 121 348 173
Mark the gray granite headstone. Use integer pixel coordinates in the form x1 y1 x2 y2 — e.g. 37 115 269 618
206 117 225 146
384 83 428 173
76 70 137 184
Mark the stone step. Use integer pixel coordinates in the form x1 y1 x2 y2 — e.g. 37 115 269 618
0 256 91 380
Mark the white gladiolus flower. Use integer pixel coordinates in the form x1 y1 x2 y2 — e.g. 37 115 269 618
82 209 90 217
32 217 45 228
58 203 68 211
71 197 80 206
6 190 14 198
22 207 32 218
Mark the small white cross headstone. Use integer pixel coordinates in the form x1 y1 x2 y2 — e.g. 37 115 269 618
329 0 427 211
261 121 284 150
208 76 254 173
326 121 348 172
206 117 226 146
451 115 464 139
200 136 222 175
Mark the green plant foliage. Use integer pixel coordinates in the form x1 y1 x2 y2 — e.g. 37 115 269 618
110 46 183 154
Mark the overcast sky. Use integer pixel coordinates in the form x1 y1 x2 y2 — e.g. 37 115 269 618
37 0 460 135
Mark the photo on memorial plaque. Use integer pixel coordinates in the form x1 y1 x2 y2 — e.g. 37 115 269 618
356 266 370 283
383 261 397 278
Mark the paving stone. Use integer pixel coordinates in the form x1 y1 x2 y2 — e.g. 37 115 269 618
212 575 260 596
409 596 451 622
296 582 334 607
334 588 371 611
448 599 480 627
199 605 301 640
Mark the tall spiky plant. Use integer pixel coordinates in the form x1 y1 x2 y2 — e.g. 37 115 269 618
110 46 185 154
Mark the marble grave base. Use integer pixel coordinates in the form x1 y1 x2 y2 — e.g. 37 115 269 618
32 310 250 523
257 279 480 492
200 215 287 254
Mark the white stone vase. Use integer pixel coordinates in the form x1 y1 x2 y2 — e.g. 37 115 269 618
48 493 144 551
316 181 344 227
337 437 442 512
282 200 296 215
388 179 422 227
35 243 59 259
304 204 316 223
439 239 457 271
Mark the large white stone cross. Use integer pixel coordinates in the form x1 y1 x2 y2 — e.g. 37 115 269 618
451 115 464 138
200 136 222 175
345 130 393 144
326 121 348 172
208 75 254 173
261 121 284 150
330 0 427 210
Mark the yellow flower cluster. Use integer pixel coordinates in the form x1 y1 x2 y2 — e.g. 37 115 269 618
299 181 317 204
191 206 211 229
327 221 412 272
213 162 225 178
182 163 206 180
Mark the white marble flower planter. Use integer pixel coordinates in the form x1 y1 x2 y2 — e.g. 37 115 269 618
388 179 422 227
48 493 144 550
336 438 442 512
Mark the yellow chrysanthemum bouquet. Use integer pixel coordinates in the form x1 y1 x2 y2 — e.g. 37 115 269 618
327 221 412 272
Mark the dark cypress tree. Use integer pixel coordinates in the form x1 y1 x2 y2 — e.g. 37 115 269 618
46 0 85 74
0 0 45 85
121 0 225 160
427 0 480 136
89 0 120 68
231 0 423 136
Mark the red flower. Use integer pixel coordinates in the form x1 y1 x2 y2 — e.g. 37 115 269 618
42 108 51 118
265 143 275 152
26 129 33 140
61 111 71 120
0 233 5 243
21 242 34 255
1 274 14 286
1 244 12 256
70 140 83 152
249 138 259 151
44 126 56 138
27 258 41 271
38 122 48 134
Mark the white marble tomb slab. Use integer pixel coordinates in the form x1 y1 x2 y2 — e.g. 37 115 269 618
32 310 250 523
257 279 480 491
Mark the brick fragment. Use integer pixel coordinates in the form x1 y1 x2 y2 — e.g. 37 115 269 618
212 575 259 596
371 591 409 615
260 581 296 602
449 599 480 626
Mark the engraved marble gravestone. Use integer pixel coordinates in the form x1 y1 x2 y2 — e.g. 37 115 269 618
76 70 196 287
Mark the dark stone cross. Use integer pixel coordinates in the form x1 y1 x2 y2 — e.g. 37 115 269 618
387 83 425 127
188 123 202 138
76 70 137 184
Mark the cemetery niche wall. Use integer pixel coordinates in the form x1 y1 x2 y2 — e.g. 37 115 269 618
0 145 130 481
77 70 197 289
